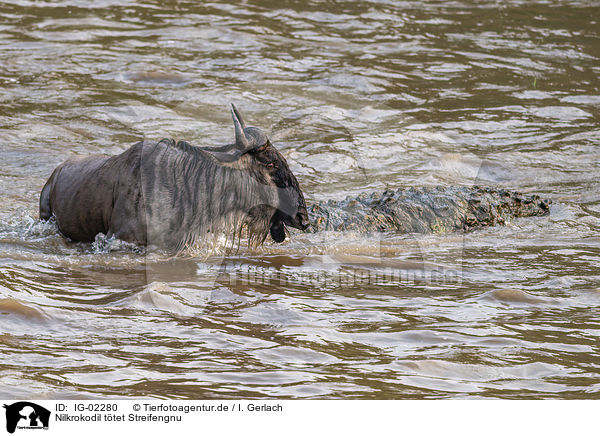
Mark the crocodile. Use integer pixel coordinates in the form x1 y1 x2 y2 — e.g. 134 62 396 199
307 185 551 234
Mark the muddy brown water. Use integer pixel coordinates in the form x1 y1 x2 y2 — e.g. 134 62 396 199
0 1 599 399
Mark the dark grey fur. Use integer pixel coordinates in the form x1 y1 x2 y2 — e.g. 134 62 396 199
40 105 309 251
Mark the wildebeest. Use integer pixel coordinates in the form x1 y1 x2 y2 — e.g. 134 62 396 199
40 105 309 251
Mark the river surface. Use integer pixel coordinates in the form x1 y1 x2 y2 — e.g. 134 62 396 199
1 0 599 399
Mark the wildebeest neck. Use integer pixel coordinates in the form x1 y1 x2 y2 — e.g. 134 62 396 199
140 140 281 250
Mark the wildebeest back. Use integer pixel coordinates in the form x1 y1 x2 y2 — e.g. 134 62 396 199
40 142 146 244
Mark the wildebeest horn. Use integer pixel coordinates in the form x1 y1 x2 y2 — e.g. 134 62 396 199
231 103 246 130
231 104 250 151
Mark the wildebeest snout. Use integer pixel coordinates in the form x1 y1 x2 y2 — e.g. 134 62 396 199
285 208 310 231
276 185 309 231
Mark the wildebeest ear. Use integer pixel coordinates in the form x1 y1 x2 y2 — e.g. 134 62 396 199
241 127 269 152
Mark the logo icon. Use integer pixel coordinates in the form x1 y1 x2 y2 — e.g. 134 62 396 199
3 402 50 434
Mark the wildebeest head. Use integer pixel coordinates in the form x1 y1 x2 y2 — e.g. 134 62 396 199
204 105 309 243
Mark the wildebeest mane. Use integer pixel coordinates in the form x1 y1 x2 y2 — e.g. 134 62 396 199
141 139 274 253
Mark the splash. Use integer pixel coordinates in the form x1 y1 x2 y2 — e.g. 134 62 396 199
91 233 145 254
